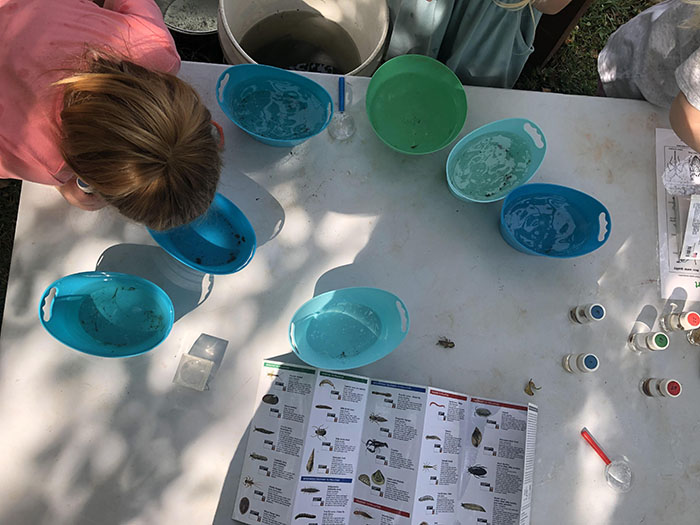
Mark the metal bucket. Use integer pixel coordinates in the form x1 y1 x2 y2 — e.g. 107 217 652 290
217 0 389 76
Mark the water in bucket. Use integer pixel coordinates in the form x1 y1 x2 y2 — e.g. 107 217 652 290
240 11 361 74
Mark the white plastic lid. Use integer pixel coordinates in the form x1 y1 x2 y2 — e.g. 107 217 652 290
660 379 682 397
679 312 700 330
648 332 670 350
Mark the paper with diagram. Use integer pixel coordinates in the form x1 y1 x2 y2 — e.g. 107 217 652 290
233 360 538 525
655 128 700 299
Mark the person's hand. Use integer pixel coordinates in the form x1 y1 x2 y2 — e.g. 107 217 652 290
56 176 108 211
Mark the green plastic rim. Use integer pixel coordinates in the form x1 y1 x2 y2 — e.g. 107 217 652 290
366 55 467 155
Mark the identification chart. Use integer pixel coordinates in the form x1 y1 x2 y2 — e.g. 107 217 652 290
656 128 700 300
233 360 538 525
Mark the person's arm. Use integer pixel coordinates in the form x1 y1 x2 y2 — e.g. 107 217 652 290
670 91 700 154
533 0 574 16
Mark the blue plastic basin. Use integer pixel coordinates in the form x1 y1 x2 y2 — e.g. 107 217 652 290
447 118 546 203
500 183 611 258
148 193 256 275
38 272 174 358
216 64 333 147
289 287 409 370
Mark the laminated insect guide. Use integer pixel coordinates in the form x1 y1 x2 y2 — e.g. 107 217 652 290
234 361 538 525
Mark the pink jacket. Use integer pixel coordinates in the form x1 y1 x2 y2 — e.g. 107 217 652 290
0 0 181 185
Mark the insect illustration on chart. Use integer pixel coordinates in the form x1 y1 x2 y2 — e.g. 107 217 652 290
418 495 434 502
319 378 335 388
266 372 280 378
249 453 268 462
425 435 441 441
262 394 279 405
306 449 315 473
243 476 260 489
471 427 482 447
467 464 488 478
311 425 328 441
461 503 486 512
436 336 455 348
365 439 389 453
422 463 437 471
358 473 371 486
239 497 250 515
300 487 320 493
315 404 333 410
294 513 317 520
371 469 385 485
475 407 491 417
368 413 388 425
254 426 275 435
371 391 392 397
429 401 445 408
353 509 374 519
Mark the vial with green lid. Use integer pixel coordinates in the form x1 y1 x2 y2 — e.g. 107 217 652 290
628 331 669 352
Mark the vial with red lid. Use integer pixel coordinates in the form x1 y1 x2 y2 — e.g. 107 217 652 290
660 311 700 332
640 378 682 398
570 304 606 324
627 331 669 352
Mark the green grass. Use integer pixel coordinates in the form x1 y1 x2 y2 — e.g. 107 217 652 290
516 0 656 95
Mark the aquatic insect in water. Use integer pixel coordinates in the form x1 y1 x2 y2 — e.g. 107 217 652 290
425 435 441 440
371 469 385 485
372 391 392 397
306 449 314 473
353 509 373 519
422 463 437 471
368 413 388 424
250 453 268 461
429 401 445 408
358 474 370 486
418 495 434 501
311 425 327 440
524 378 541 396
461 503 486 512
475 407 491 417
315 404 332 410
262 394 279 405
254 427 274 435
300 487 320 493
471 427 482 447
436 336 455 348
239 497 250 514
467 464 487 478
365 439 389 453
294 513 317 520
319 378 335 388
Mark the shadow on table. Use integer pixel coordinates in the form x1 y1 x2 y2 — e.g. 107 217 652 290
95 244 214 322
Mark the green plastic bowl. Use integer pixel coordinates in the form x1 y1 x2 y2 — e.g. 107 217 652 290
366 55 467 155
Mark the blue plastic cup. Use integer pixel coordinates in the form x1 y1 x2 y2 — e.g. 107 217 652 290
500 183 611 257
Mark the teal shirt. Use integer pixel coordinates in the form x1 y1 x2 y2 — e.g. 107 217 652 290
386 0 542 88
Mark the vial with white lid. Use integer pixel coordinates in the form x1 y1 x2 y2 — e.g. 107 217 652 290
562 353 599 373
628 331 669 352
570 304 606 324
640 378 682 398
660 311 700 332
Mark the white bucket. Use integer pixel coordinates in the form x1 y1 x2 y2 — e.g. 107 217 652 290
217 0 389 76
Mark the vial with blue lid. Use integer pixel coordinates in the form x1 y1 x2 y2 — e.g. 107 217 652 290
562 353 599 374
570 303 606 324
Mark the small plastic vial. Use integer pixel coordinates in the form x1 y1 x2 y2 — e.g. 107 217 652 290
687 327 700 346
570 304 606 324
628 331 669 352
660 311 700 332
640 378 682 398
562 353 599 373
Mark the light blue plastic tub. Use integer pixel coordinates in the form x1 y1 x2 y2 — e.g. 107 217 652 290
289 287 409 370
38 272 174 358
447 118 546 203
500 183 611 258
148 193 256 275
216 64 333 147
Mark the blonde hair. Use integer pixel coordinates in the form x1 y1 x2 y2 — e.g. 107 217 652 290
57 53 221 231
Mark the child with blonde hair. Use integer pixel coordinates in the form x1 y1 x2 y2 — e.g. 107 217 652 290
386 0 572 88
0 0 221 231
598 0 700 153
